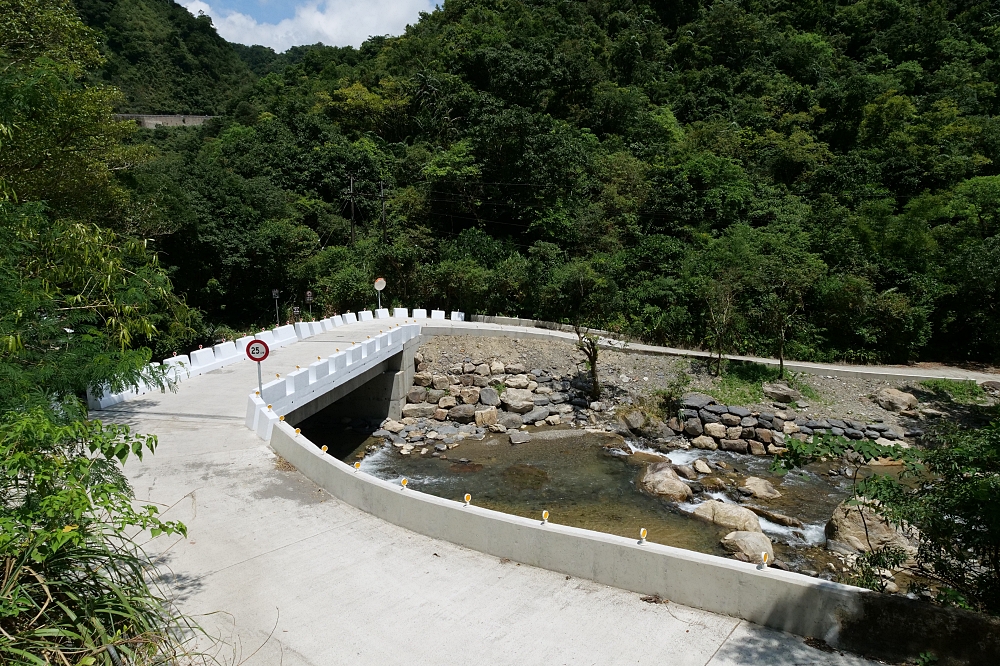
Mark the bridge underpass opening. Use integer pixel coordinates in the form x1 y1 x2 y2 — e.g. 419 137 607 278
289 342 414 460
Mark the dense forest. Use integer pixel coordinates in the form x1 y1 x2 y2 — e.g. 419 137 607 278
87 0 1000 364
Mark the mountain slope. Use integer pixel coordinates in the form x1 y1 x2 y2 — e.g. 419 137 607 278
73 0 252 114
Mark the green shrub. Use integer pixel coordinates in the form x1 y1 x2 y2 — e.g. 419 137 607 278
920 379 988 405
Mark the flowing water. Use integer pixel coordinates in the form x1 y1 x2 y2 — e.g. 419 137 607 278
304 422 862 572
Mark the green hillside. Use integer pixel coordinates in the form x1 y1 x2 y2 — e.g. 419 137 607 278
128 0 1000 364
73 0 252 113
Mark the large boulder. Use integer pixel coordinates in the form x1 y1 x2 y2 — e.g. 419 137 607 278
501 388 536 413
438 395 458 409
448 404 477 423
506 374 530 389
681 392 715 409
691 435 718 450
826 499 917 555
479 387 501 406
704 422 727 439
412 371 433 387
763 383 802 403
521 406 551 424
693 500 762 532
431 374 451 390
640 462 693 502
876 388 918 412
499 412 525 430
721 531 773 564
623 410 647 431
740 477 782 499
475 406 498 427
406 387 427 403
459 387 481 405
402 403 438 418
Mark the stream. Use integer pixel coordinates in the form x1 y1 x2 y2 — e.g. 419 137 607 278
313 424 861 574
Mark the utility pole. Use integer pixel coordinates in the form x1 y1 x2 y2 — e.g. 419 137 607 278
380 180 387 244
349 175 356 246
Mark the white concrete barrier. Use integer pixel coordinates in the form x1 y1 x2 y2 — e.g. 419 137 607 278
273 325 298 347
375 308 391 319
294 322 312 340
270 421 866 645
412 308 427 319
255 330 276 346
359 310 374 322
214 340 239 362
320 318 334 332
234 336 255 359
393 307 408 318
342 312 359 324
431 310 446 320
450 311 465 321
330 315 344 327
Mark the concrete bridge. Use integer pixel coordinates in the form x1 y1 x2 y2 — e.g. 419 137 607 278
89 309 997 665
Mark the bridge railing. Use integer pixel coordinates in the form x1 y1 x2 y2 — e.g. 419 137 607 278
86 310 461 411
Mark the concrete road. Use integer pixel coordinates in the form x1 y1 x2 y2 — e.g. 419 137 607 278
100 322 883 665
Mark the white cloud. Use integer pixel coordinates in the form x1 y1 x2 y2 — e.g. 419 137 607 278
179 0 434 51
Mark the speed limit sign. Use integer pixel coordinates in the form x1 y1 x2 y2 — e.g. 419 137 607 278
246 339 269 362
247 338 270 395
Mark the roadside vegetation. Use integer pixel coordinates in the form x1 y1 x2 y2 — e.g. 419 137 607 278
1 1 200 662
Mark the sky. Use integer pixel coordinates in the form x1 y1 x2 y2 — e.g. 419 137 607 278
178 0 437 51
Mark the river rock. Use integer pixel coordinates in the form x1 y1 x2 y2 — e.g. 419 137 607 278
748 441 766 455
673 464 698 480
479 387 500 406
489 360 506 375
691 435 718 450
623 410 647 431
544 414 560 425
681 392 714 409
505 362 526 374
721 531 773 563
499 412 524 429
475 406 498 426
740 477 781 499
763 383 802 403
704 422 727 439
474 363 490 376
684 418 704 437
701 476 726 491
693 500 762 532
448 404 477 423
438 395 457 409
720 439 748 453
406 387 427 403
693 459 712 475
506 374 530 389
412 371 433 387
746 506 803 528
826 499 916 555
876 388 918 412
382 419 405 433
522 406 550 424
402 403 438 418
641 462 693 502
509 430 531 445
431 374 450 390
501 388 536 413
460 387 481 405
983 380 1000 396
720 413 742 427
433 408 448 420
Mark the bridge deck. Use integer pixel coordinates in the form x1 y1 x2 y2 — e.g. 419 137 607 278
95 321 886 665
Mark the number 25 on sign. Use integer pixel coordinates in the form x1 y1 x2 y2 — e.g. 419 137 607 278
247 339 270 395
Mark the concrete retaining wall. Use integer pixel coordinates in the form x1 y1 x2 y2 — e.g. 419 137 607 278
269 422 862 642
270 422 1000 664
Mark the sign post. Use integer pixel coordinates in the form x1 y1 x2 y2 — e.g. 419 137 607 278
246 338 270 396
374 277 386 310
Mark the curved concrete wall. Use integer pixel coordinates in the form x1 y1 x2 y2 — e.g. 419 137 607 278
269 422 863 643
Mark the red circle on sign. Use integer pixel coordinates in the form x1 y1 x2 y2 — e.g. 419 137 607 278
246 339 270 362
